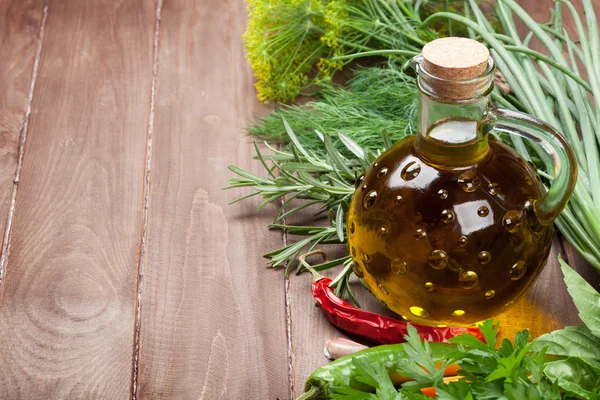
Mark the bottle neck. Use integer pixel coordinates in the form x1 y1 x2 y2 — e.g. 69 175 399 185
415 93 491 168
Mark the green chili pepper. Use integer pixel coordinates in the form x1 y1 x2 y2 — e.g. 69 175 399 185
296 341 458 399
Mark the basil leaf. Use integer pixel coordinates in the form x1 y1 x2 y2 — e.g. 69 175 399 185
560 258 600 338
532 325 600 359
544 357 600 398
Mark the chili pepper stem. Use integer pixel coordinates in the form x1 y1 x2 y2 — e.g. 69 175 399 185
299 250 329 282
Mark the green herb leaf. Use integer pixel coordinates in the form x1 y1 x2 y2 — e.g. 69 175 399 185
335 204 345 242
436 379 474 400
338 132 365 160
352 357 401 399
560 257 600 338
532 325 600 360
469 378 507 399
544 357 600 398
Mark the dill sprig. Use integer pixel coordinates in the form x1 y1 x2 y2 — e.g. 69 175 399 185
248 65 419 157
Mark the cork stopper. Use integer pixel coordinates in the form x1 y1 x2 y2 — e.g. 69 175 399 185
417 38 492 100
423 37 490 79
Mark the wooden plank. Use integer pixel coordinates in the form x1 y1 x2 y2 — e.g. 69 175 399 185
0 0 155 398
135 0 289 399
0 0 44 289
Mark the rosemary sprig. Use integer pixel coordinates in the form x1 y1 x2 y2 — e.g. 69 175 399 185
226 118 385 304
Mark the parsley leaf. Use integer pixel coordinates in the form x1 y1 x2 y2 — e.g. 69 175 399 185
436 379 474 400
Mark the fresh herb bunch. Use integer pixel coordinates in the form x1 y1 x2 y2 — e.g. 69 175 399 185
302 262 600 399
227 117 382 301
248 65 419 157
244 0 600 274
244 0 436 102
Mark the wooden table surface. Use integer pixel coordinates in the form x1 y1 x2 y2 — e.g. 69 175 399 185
0 0 598 399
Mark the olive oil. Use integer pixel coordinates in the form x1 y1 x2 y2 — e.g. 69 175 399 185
347 127 553 326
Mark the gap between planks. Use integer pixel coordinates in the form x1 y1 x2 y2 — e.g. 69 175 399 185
282 220 295 400
0 0 48 302
130 0 163 398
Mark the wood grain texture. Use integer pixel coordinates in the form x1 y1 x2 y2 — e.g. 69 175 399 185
0 0 154 398
290 1 600 395
135 0 289 399
0 0 44 287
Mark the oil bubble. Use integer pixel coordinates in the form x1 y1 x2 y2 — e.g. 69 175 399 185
452 310 466 317
364 190 377 209
414 229 427 241
378 226 389 240
509 261 527 280
487 183 500 196
349 221 355 235
438 189 448 199
391 258 407 275
477 206 489 217
428 250 448 269
485 289 495 299
503 210 523 233
395 195 403 205
458 270 479 289
458 171 480 192
457 236 468 248
409 306 429 318
350 246 357 258
441 209 456 224
401 161 421 181
363 253 372 263
425 282 435 291
477 251 491 264
377 167 388 178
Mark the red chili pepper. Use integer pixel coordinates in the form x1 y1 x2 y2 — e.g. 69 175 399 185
300 250 486 345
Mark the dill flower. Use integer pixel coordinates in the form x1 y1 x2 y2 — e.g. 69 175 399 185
244 0 438 103
244 0 332 103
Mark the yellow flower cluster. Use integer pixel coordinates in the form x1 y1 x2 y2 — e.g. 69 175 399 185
244 0 335 103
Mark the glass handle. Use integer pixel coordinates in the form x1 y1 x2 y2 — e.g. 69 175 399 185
482 107 578 226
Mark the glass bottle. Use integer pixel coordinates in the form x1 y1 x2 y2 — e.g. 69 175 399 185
347 38 577 326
